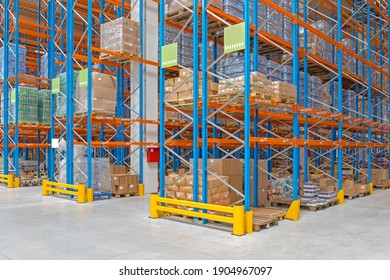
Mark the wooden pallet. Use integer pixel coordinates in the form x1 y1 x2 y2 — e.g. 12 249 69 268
301 198 339 212
345 193 359 200
270 197 338 212
166 7 192 22
374 184 390 190
113 193 137 198
10 121 40 126
251 207 286 232
358 192 370 197
75 112 115 118
251 92 296 104
253 217 279 232
100 50 139 62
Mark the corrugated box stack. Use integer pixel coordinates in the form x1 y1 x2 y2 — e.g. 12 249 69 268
342 178 357 197
100 17 140 57
218 72 271 98
270 81 297 104
362 168 388 187
110 165 139 196
186 158 244 205
305 20 334 62
250 160 268 206
165 69 218 104
166 173 230 206
75 72 116 116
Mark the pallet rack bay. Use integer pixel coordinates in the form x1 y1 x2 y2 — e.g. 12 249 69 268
155 0 390 234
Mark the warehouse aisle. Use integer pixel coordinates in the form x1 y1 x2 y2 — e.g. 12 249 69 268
0 187 389 260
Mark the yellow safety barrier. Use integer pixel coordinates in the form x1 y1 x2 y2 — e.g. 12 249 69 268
14 177 20 188
150 194 250 236
138 184 145 196
0 174 15 188
42 180 89 203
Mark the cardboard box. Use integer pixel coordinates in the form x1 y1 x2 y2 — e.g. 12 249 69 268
220 191 230 200
112 185 129 195
176 192 186 200
343 179 357 196
176 176 188 186
111 174 128 186
355 183 369 194
319 178 337 192
216 185 229 193
249 160 268 206
185 193 194 201
219 199 230 206
166 184 179 193
180 186 193 193
208 158 244 176
210 193 222 204
179 69 192 78
128 184 138 195
229 175 243 204
110 165 126 174
128 174 139 186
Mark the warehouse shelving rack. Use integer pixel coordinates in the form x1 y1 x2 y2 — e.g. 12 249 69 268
156 0 390 233
0 0 51 187
1 0 159 197
47 0 159 200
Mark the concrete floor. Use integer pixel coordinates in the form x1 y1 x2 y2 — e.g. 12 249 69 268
0 186 389 260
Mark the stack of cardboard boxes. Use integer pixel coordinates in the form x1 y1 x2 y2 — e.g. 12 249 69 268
165 173 230 206
165 69 218 103
100 17 140 57
343 178 370 196
184 158 270 206
110 165 139 196
218 72 272 97
362 168 388 186
217 72 297 104
270 81 297 103
75 72 116 116
318 178 337 192
250 160 268 206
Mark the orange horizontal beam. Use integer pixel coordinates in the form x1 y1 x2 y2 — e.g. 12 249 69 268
93 47 159 67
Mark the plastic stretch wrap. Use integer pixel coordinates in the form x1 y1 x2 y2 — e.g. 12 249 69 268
0 44 26 78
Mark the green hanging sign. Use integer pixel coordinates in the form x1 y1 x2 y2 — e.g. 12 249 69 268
161 43 178 68
224 22 246 54
11 89 16 102
79 68 88 87
52 77 60 94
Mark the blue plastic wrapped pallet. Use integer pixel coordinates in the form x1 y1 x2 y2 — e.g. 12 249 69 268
266 60 281 81
0 44 26 78
308 76 323 110
342 90 357 117
281 65 293 84
55 71 79 116
219 54 269 78
40 52 65 78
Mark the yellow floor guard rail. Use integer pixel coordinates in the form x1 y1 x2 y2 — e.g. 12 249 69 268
42 180 93 203
0 174 15 188
150 194 252 236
